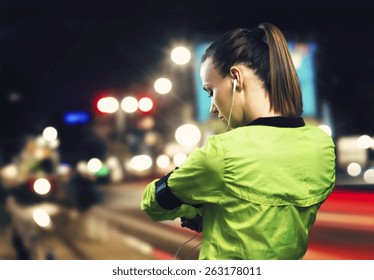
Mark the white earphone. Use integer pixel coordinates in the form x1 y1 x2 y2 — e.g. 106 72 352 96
232 79 238 93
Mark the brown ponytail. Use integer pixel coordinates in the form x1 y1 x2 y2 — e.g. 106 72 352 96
259 22 303 116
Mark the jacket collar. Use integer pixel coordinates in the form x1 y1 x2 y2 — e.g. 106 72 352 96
247 116 305 128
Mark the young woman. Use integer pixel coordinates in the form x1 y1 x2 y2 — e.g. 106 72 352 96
141 22 336 259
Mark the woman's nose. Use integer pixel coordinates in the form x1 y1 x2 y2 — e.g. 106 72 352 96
210 101 218 115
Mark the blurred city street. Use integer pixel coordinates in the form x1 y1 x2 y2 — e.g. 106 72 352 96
1 178 373 260
0 0 373 262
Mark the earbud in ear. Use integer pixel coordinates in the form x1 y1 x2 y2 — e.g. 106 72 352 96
232 79 238 93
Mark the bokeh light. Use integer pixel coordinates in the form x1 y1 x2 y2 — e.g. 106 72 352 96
154 78 172 94
57 163 71 176
347 162 361 177
1 164 18 179
171 46 191 65
173 152 187 166
33 178 51 195
138 97 154 113
97 96 119 113
129 155 153 171
87 158 103 173
357 135 374 149
33 208 51 228
42 126 58 142
175 124 201 147
76 161 88 175
121 96 138 113
318 124 332 137
156 154 171 169
363 169 374 184
48 138 60 149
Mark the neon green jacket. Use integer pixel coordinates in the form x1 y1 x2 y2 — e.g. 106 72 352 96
141 117 336 259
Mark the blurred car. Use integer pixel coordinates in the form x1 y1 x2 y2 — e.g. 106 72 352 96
0 139 71 259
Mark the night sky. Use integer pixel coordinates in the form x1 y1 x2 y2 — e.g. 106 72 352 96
0 0 373 162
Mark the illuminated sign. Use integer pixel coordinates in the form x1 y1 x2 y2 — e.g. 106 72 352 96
63 111 90 125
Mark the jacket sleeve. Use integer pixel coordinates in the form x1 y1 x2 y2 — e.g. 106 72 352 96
141 135 225 221
167 135 225 205
141 179 200 221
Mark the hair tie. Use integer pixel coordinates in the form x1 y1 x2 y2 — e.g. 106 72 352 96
251 27 267 44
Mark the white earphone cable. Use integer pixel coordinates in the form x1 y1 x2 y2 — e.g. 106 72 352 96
226 88 236 131
174 231 200 260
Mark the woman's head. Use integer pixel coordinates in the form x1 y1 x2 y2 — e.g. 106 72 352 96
200 22 302 127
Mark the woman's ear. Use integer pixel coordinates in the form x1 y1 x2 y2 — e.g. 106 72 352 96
229 66 242 92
